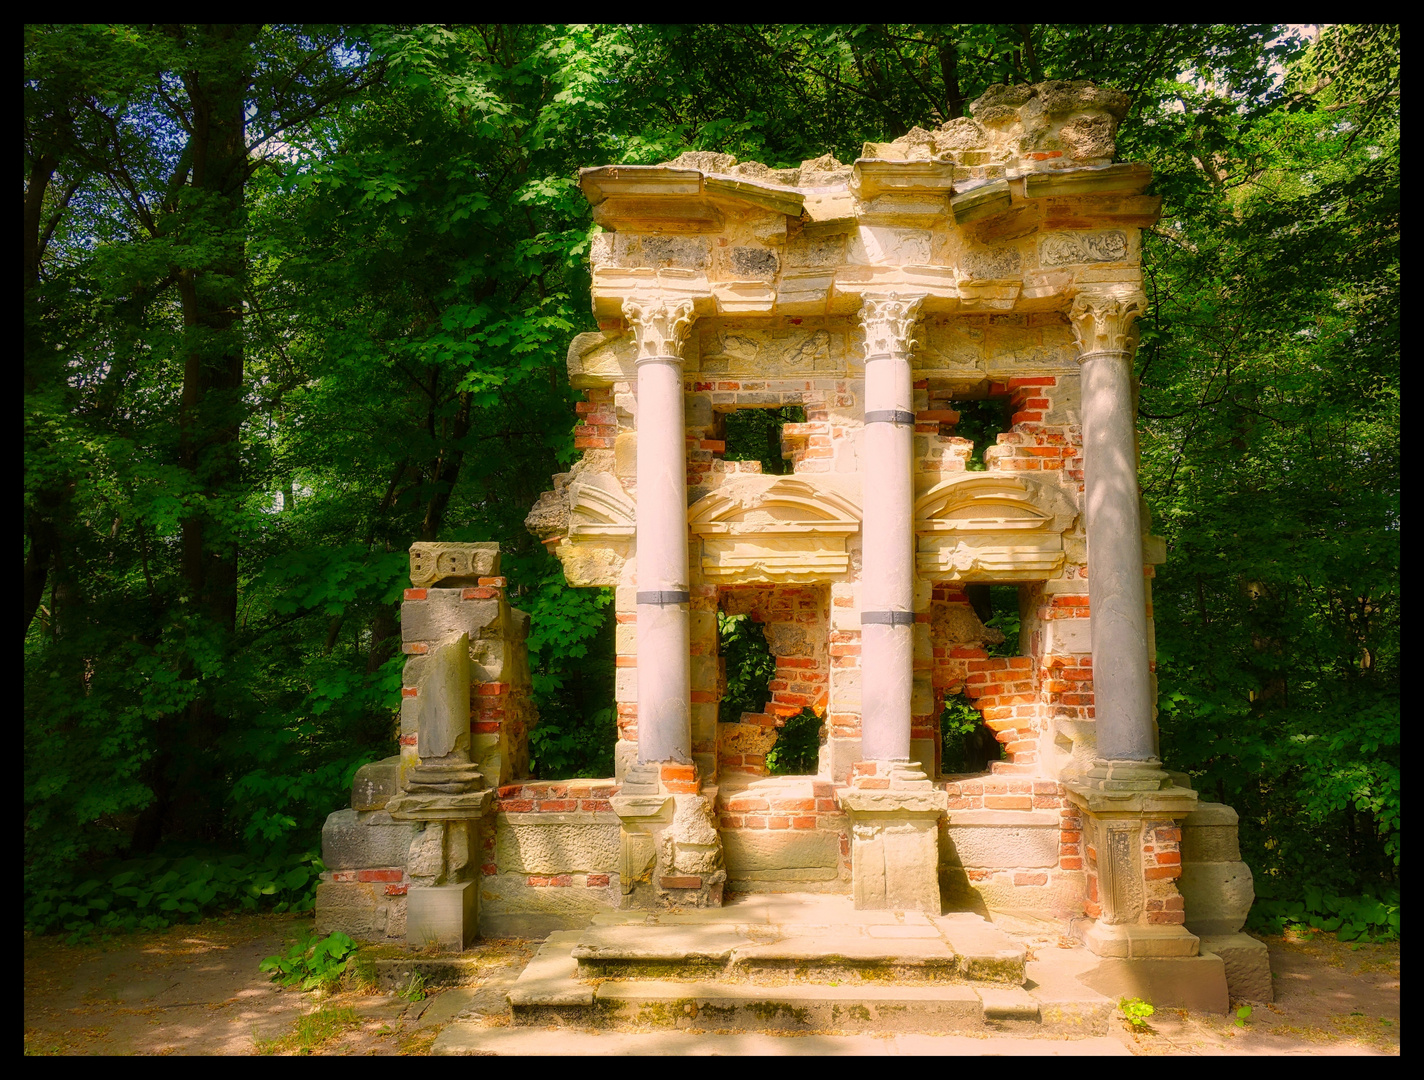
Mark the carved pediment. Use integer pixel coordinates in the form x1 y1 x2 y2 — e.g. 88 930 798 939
688 477 860 583
914 474 1076 581
568 474 636 539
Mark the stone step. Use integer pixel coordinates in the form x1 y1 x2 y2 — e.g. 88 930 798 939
505 925 1111 1036
566 912 1026 985
434 1026 1132 1056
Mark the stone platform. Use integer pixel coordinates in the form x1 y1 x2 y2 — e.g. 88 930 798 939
444 894 1117 1042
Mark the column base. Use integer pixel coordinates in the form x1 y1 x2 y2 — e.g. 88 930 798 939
406 881 478 951
1078 757 1172 792
1081 919 1199 958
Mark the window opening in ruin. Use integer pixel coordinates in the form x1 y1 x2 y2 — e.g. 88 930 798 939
765 707 822 775
940 692 1006 775
951 396 1012 470
721 404 806 474
965 583 1024 658
527 590 616 779
717 611 776 720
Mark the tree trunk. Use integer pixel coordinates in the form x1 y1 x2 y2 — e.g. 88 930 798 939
135 24 258 851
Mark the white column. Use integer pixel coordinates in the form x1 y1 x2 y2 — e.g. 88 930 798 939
857 294 925 762
625 296 695 765
1070 294 1159 777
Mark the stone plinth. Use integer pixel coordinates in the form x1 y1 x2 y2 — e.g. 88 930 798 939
840 765 948 913
610 790 726 910
407 882 478 951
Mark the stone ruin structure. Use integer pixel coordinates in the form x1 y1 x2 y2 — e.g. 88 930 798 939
317 81 1271 1018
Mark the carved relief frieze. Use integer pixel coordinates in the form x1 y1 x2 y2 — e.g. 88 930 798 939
698 327 840 374
1040 230 1129 267
914 473 1077 581
688 477 861 583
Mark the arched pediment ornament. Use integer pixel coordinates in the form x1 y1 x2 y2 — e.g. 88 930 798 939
913 473 1077 581
688 477 860 583
568 474 636 539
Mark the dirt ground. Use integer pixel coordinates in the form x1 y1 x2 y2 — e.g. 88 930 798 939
23 916 1399 1056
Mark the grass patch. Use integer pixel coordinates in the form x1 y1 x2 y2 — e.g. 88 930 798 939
256 1006 363 1055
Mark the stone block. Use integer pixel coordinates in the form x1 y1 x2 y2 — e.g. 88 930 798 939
615 667 637 701
401 591 500 643
321 809 422 871
723 829 840 881
409 542 499 587
1078 954 1229 1015
691 654 719 692
407 882 478 950
1182 802 1243 862
1180 860 1255 936
415 633 470 759
615 621 637 654
615 739 638 783
692 703 718 745
1198 933 1272 1003
352 756 402 812
496 820 620 875
315 880 391 940
822 736 861 782
942 809 1060 869
910 738 938 778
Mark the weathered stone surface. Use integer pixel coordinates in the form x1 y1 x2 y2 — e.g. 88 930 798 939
1179 860 1255 936
723 829 840 881
1078 954 1228 1015
1197 933 1273 1003
407 882 477 950
409 542 499 587
414 633 469 759
495 820 620 875
352 755 402 812
479 872 620 921
321 809 421 871
401 592 499 643
943 810 1060 869
315 880 390 939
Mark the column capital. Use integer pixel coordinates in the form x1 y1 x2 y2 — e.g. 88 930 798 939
857 292 926 357
623 295 695 363
1070 292 1146 359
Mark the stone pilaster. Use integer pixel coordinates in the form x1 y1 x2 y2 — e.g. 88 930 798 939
856 293 924 763
625 295 696 766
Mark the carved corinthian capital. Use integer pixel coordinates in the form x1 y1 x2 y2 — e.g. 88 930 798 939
1070 293 1146 358
623 296 695 362
858 293 926 357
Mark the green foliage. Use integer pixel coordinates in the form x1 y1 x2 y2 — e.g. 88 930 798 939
1249 884 1399 943
940 693 1004 775
24 23 1398 938
396 970 428 1002
982 585 1022 659
953 398 1012 471
718 612 776 721
723 405 806 475
517 549 615 778
260 930 358 992
766 708 823 776
1235 1005 1252 1027
26 851 322 938
1119 997 1155 1028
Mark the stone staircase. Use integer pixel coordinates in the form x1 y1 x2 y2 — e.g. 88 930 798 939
455 894 1115 1041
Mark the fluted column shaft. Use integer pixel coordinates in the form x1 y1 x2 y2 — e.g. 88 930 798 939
626 297 695 764
1071 295 1156 766
858 295 925 762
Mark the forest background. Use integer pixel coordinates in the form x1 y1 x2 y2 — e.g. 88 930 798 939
23 24 1399 940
